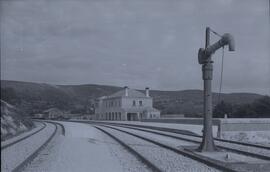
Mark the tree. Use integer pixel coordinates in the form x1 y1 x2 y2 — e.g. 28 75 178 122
231 96 270 118
1 87 20 104
232 104 256 118
213 100 232 118
252 96 270 118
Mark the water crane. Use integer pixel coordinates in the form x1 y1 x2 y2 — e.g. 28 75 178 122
198 27 235 152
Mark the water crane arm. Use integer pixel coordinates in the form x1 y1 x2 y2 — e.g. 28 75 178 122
205 33 235 57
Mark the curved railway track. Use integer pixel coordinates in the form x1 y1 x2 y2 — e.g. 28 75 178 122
1 121 47 150
13 122 59 172
44 120 66 136
1 121 64 172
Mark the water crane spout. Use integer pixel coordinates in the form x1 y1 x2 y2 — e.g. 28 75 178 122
204 33 235 56
223 33 235 51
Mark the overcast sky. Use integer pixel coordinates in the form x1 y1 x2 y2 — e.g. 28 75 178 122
1 0 269 95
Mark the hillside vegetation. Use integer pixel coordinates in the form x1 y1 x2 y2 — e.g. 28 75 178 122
1 80 264 117
1 100 34 141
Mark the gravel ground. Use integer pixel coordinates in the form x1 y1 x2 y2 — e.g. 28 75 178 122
102 129 150 172
1 121 44 148
221 131 270 146
95 120 218 137
22 121 149 172
120 125 270 159
99 126 220 172
1 122 56 172
22 124 63 172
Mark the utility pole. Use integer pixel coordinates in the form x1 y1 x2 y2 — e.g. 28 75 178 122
198 27 235 152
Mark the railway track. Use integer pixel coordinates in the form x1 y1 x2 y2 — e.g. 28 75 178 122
71 121 269 172
89 121 270 150
95 126 162 172
1 121 64 172
1 121 47 150
43 120 66 136
100 123 270 161
94 124 235 172
96 124 270 172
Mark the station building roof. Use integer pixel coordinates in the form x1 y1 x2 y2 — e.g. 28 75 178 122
107 89 148 98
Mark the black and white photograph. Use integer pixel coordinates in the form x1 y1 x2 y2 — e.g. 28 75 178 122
1 0 270 171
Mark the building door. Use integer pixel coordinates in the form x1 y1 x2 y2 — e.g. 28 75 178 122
127 113 137 121
127 113 131 121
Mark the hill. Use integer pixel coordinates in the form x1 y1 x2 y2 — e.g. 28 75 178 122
1 100 34 141
1 80 264 116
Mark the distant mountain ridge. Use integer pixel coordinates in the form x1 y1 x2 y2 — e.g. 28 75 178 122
1 80 264 116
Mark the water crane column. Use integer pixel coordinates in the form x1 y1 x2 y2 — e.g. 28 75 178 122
198 27 235 152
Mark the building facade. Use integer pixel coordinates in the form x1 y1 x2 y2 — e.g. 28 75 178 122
43 108 64 119
94 87 160 121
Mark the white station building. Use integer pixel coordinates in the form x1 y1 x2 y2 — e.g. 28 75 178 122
94 87 160 121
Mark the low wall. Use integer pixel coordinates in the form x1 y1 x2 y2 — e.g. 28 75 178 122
218 118 270 132
142 118 220 126
142 118 270 138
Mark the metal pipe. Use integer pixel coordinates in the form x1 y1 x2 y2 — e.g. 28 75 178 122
205 33 235 56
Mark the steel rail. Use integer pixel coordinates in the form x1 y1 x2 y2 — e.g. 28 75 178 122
94 126 162 172
88 121 270 150
98 124 237 172
45 121 66 136
12 122 59 172
1 121 47 150
101 123 270 161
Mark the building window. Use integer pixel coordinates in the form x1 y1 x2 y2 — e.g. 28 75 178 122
139 101 142 106
133 100 136 106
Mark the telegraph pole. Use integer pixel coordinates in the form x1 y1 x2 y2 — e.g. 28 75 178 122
198 27 235 152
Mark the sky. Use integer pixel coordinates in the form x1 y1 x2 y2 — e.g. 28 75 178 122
1 0 269 95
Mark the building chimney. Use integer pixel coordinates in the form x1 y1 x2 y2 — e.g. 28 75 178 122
145 87 149 97
124 86 129 96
